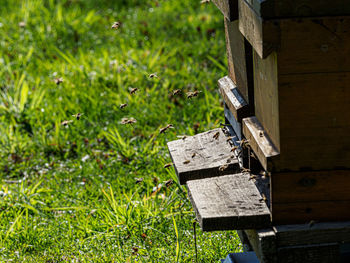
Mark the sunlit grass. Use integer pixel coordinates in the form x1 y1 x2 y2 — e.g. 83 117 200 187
0 0 241 261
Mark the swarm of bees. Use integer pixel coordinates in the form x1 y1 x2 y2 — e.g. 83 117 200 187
121 117 137 125
159 124 174 134
111 21 120 29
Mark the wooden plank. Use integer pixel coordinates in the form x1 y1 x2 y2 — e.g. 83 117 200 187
224 19 254 106
244 0 350 19
187 173 271 231
212 0 238 21
167 129 240 185
242 117 279 172
238 0 280 59
274 221 350 247
219 76 249 122
253 51 280 150
277 243 339 263
225 104 242 140
245 229 277 263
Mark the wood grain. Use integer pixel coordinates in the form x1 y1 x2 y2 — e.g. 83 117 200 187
167 129 240 184
186 173 271 231
212 0 238 21
218 76 249 122
238 0 280 59
242 117 279 172
244 0 350 19
224 19 254 106
274 221 350 247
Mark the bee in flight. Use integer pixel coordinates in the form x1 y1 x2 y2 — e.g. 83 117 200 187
149 73 158 79
163 163 173 169
72 113 83 120
121 117 137 125
165 179 174 188
173 89 182 96
130 87 139 95
219 164 229 171
200 0 210 4
186 90 201 99
135 177 144 184
111 21 120 29
159 124 174 134
54 77 63 85
61 120 73 127
120 103 128 109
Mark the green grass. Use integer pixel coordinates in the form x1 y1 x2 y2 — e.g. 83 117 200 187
0 0 242 261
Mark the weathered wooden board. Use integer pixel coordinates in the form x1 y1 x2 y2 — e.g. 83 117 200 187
238 0 280 59
187 173 271 231
245 229 277 263
242 117 279 172
219 76 249 122
224 19 254 106
244 0 350 19
167 129 240 185
212 0 238 21
277 243 339 263
225 104 242 140
274 221 350 247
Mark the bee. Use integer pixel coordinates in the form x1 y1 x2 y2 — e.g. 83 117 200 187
130 87 139 94
54 77 63 85
183 160 190 164
165 179 174 188
111 21 120 29
120 103 128 109
231 146 238 152
213 131 220 140
241 167 250 173
121 117 137 125
200 0 210 4
135 177 144 184
259 193 267 202
72 113 83 120
149 73 158 78
238 139 250 149
61 120 73 126
219 164 229 171
159 124 174 134
249 175 258 181
226 136 234 142
191 153 196 158
163 163 173 169
19 21 26 28
259 131 264 137
177 135 187 140
186 90 201 99
261 170 271 179
309 220 316 228
172 89 182 96
226 158 231 163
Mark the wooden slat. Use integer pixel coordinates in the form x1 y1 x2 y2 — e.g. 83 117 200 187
274 221 350 247
224 19 254 106
277 243 339 263
212 0 238 21
238 0 280 59
225 104 242 140
187 173 271 231
167 129 240 185
218 76 249 122
242 117 279 172
245 229 277 263
244 0 350 19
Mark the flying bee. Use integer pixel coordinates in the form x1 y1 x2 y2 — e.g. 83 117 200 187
130 87 139 94
183 160 190 164
238 139 250 149
259 193 267 202
186 90 201 99
241 167 250 173
135 177 144 184
72 113 83 120
54 77 63 85
177 135 187 140
121 117 136 125
219 164 229 171
120 103 128 109
191 153 196 158
231 146 238 152
200 0 210 4
249 175 258 181
111 21 120 29
18 21 26 28
159 124 174 134
61 120 73 126
163 163 173 169
213 131 220 140
165 179 174 188
149 73 158 79
172 89 182 96
226 136 234 142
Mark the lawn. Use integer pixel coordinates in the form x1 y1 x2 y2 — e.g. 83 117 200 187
0 0 241 261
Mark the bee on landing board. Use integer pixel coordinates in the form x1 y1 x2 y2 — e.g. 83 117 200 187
219 164 229 171
213 131 220 140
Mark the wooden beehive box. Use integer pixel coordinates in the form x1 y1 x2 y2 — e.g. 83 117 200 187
236 0 350 224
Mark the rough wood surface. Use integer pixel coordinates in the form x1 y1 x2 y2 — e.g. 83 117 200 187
219 76 249 122
242 117 279 172
238 0 279 59
212 0 238 21
187 173 271 231
167 129 240 185
277 243 339 263
225 104 242 140
245 229 277 263
244 0 350 19
224 19 254 106
274 221 350 247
